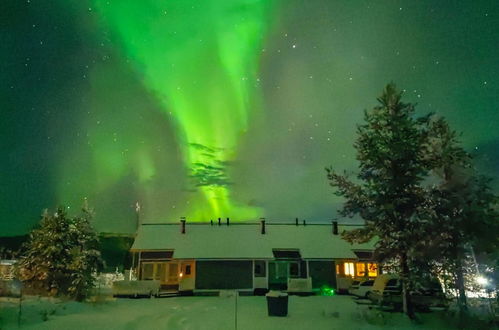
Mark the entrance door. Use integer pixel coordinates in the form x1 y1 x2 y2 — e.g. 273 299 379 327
268 261 288 290
166 262 179 285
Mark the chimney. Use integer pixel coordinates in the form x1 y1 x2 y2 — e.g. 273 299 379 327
295 218 298 226
218 217 221 226
180 217 186 234
332 220 338 235
260 218 266 234
210 219 213 226
303 219 306 226
226 217 230 226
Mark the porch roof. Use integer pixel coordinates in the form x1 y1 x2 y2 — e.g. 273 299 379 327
131 223 376 260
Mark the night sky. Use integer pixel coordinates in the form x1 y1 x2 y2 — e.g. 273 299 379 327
2 0 499 235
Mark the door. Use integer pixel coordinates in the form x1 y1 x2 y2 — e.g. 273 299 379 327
166 262 179 284
268 261 288 290
179 261 195 291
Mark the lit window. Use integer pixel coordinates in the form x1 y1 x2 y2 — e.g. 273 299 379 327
344 262 354 277
367 263 378 277
356 263 366 277
336 264 340 274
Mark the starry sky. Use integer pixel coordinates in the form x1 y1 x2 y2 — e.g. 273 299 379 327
2 0 499 235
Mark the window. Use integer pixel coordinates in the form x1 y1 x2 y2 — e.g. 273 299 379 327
155 263 166 281
356 263 366 277
185 265 191 275
367 263 378 277
289 262 299 278
336 264 340 274
272 249 301 259
361 280 374 286
142 263 154 280
344 262 355 277
140 251 174 260
353 251 373 260
254 260 266 277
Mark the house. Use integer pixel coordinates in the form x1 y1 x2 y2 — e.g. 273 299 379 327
129 219 378 295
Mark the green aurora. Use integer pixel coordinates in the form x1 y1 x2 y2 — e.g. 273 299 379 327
90 0 275 221
2 0 499 234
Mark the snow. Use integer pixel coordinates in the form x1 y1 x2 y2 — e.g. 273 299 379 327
265 290 288 297
132 223 376 259
0 294 460 329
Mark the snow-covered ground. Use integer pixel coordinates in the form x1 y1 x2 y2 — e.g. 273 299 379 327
0 294 479 329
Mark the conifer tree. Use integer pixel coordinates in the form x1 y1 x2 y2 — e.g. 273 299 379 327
19 206 103 301
327 83 431 319
421 118 499 316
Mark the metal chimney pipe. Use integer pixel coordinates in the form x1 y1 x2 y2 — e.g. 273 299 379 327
226 217 230 226
180 217 186 234
218 217 221 226
260 218 266 234
332 220 338 235
210 219 213 226
303 219 306 226
295 218 298 226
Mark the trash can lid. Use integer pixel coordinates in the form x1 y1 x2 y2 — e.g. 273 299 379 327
265 290 288 297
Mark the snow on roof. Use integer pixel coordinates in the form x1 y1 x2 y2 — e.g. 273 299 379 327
131 223 376 259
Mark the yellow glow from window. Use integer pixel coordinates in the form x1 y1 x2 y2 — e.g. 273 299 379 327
368 263 378 277
344 262 354 277
356 263 366 277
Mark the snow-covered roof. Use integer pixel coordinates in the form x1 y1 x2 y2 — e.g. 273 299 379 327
131 223 376 259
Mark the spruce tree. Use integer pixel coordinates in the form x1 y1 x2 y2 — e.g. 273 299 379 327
19 206 103 301
327 83 431 319
421 118 499 316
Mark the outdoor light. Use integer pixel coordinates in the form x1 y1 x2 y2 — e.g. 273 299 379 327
476 276 488 286
179 272 183 278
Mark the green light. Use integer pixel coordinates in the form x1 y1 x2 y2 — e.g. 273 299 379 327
86 0 276 220
319 285 335 296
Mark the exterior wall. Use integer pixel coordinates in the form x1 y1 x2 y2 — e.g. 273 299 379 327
195 260 253 290
308 261 336 289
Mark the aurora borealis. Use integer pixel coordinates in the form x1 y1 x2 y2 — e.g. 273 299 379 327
2 0 499 235
93 0 274 221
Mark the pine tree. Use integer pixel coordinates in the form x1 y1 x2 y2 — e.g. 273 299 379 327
19 206 103 301
327 83 432 319
420 118 499 317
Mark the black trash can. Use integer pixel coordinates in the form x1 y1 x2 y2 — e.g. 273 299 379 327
266 292 288 316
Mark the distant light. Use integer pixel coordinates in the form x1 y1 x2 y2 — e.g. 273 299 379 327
476 276 488 286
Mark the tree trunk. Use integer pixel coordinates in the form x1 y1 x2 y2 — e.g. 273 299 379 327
455 257 468 316
401 253 415 319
